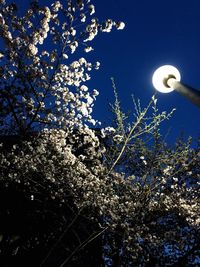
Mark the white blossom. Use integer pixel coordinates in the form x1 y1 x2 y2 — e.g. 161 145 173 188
80 13 86 22
116 21 125 30
28 43 38 55
80 85 88 91
93 89 99 96
63 53 68 59
95 61 100 70
88 4 95 15
84 46 93 53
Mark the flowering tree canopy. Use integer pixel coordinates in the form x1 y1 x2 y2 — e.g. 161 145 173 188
0 0 199 266
0 0 124 135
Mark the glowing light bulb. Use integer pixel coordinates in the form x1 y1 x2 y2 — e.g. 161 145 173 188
152 65 181 93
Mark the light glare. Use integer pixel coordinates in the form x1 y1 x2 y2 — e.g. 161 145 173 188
152 65 181 93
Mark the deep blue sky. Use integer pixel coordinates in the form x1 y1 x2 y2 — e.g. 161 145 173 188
90 0 200 144
1 0 200 144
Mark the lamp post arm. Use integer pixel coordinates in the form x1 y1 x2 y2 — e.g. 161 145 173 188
167 78 200 107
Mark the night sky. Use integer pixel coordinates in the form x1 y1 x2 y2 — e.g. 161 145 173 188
1 0 200 144
91 0 200 144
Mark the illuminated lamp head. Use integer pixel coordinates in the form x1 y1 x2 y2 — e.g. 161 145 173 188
152 65 181 93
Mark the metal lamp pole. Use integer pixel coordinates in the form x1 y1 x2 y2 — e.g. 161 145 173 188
152 65 200 107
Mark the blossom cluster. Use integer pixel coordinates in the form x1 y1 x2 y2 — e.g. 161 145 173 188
0 116 199 265
1 95 199 264
0 0 125 134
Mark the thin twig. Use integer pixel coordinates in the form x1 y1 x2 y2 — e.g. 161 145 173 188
108 98 154 174
40 208 82 267
59 227 108 267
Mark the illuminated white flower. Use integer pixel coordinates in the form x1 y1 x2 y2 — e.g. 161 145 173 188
101 19 113 32
63 53 68 59
28 43 38 55
116 21 125 30
79 57 87 65
113 134 123 143
69 41 78 53
88 4 95 15
80 85 88 91
95 61 100 70
70 27 76 36
79 103 88 116
80 13 86 22
85 95 93 105
93 89 99 96
84 46 93 53
163 166 172 175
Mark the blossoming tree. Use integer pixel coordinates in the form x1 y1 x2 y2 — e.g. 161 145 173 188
0 0 124 135
0 0 199 266
0 0 126 265
102 90 200 266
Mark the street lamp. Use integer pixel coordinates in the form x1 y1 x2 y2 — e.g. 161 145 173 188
152 65 200 107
